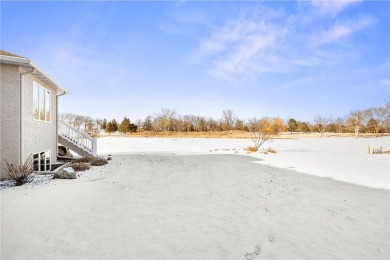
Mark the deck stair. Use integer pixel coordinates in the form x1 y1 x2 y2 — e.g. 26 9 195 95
58 119 97 157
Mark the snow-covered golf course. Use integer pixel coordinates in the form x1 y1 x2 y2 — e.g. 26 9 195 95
98 136 390 190
1 136 389 259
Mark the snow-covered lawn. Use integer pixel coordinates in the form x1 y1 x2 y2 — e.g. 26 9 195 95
98 136 390 190
2 154 389 259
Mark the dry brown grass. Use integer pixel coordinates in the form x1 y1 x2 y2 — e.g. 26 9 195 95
98 131 390 139
245 146 258 152
262 147 277 154
125 131 251 139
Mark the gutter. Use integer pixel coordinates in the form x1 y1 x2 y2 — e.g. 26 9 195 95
0 55 30 64
30 61 67 94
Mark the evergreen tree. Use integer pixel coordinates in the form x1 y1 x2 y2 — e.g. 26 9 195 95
111 119 118 132
119 117 131 134
106 122 115 135
297 122 310 133
102 119 107 129
287 118 298 132
129 123 137 132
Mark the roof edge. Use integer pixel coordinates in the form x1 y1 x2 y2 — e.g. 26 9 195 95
0 54 31 64
30 61 67 95
0 54 66 95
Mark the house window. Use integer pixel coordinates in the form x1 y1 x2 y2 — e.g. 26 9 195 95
33 150 51 171
33 81 50 121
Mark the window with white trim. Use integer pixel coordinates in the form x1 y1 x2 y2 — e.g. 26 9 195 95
33 150 51 171
33 81 51 121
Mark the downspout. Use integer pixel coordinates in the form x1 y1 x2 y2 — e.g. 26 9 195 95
19 73 22 164
56 91 66 158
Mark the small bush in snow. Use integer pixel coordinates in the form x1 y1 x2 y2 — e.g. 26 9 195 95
70 162 90 172
265 147 277 154
91 157 108 166
5 155 34 186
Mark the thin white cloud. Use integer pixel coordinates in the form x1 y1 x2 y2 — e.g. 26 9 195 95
310 0 362 17
314 25 352 45
311 14 377 46
191 3 379 81
197 18 288 81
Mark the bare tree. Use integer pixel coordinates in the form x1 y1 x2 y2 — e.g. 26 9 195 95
248 117 284 151
59 113 66 121
221 109 237 131
182 115 193 132
207 118 220 131
365 106 388 135
170 116 183 132
334 117 345 133
73 115 84 128
84 118 94 132
80 116 93 131
198 117 207 132
190 115 199 132
60 113 76 125
235 119 247 131
194 116 205 132
143 116 153 131
153 108 177 132
95 119 103 130
346 111 366 138
314 115 332 137
135 119 142 132
59 113 84 128
384 102 390 133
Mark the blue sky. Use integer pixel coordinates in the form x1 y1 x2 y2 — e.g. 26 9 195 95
1 0 389 122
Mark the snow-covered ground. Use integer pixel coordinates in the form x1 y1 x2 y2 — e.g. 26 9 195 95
98 136 390 190
0 174 52 190
2 137 389 259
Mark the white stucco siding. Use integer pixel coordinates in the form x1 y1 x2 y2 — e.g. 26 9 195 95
0 64 21 178
0 65 59 178
22 74 58 165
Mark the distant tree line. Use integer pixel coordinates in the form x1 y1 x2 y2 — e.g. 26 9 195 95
310 102 390 138
59 113 103 134
61 102 390 137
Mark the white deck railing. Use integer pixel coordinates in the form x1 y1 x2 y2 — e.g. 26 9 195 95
58 119 97 156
